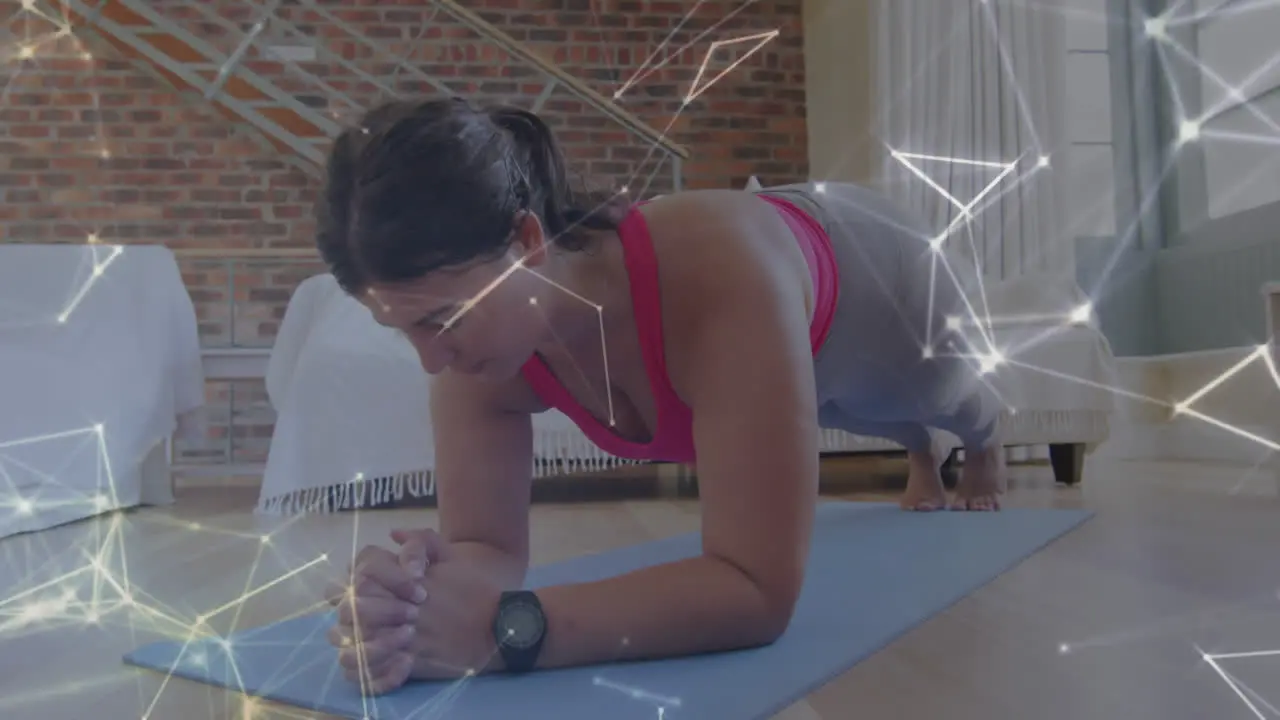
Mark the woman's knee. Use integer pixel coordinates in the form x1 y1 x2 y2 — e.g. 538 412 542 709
930 385 1001 448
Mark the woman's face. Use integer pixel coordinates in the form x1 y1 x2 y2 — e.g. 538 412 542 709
359 216 556 381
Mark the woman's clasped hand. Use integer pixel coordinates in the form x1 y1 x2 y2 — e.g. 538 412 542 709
323 528 507 694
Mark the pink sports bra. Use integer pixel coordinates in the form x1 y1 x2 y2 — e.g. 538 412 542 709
519 194 839 464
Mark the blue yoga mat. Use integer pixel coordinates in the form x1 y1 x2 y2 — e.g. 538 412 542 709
124 502 1090 719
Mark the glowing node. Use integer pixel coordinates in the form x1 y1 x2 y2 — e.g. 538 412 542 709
87 232 99 244
1058 643 1071 655
19 45 34 59
979 351 1004 375
82 52 93 61
1069 303 1092 324
260 534 271 544
529 297 537 305
813 181 827 194
57 313 68 324
16 498 33 515
929 235 945 252
922 347 934 359
354 471 364 481
1037 154 1051 168
945 316 961 331
94 423 104 434
93 494 109 509
1144 15 1169 40
1178 119 1201 145
465 668 476 677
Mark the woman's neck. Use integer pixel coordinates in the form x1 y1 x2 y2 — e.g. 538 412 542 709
535 234 631 357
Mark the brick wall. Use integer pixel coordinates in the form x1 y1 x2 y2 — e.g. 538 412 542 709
1 0 806 466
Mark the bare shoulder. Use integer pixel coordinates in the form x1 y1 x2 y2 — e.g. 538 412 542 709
639 188 812 320
638 189 803 279
635 189 816 398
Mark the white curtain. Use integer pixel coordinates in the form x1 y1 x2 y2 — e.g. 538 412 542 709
875 0 1073 282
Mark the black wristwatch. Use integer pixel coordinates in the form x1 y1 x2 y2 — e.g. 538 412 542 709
492 590 547 673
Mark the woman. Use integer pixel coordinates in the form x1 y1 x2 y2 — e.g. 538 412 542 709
318 97 1005 692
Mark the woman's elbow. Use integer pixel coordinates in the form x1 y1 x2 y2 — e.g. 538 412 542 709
758 590 800 643
742 573 802 645
712 552 804 644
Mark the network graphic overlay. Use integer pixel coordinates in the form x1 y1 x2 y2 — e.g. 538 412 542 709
1 1 1278 719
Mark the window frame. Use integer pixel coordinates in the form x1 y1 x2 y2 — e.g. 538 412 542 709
1135 0 1280 243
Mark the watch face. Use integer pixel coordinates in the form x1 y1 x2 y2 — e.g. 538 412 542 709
499 601 545 650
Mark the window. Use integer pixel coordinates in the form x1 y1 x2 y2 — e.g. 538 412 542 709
1189 0 1280 219
1064 0 1118 238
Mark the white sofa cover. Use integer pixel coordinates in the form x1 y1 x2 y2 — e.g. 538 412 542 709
0 244 206 538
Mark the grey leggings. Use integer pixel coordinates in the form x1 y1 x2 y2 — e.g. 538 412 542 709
758 182 1002 454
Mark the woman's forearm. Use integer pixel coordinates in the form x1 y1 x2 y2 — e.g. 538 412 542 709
531 554 790 670
450 540 528 590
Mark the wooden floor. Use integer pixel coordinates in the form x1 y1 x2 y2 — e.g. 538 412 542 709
3 454 1278 720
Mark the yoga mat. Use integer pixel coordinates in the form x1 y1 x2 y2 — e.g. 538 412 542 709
124 502 1091 719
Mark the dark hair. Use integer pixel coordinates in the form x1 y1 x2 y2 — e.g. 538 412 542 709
315 97 625 295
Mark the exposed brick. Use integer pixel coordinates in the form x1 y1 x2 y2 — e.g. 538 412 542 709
1 0 805 465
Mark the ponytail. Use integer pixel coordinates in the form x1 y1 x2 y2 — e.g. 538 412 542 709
487 106 622 247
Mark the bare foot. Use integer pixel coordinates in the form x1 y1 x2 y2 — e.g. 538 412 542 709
900 451 947 511
952 444 1006 511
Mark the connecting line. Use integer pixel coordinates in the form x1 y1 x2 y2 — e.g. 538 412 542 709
1174 345 1269 413
1151 15 1280 148
613 3 754 99
592 676 683 712
1201 646 1280 720
613 0 711 98
886 148 1027 356
1001 342 1279 455
419 248 618 427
